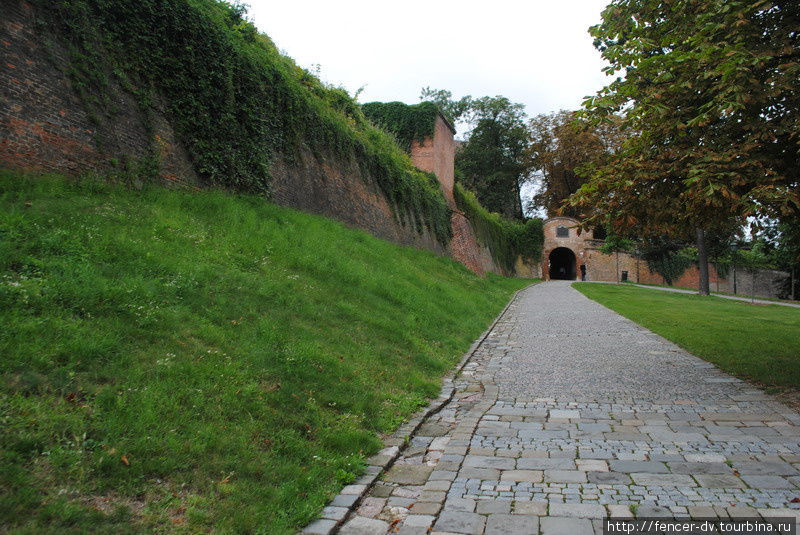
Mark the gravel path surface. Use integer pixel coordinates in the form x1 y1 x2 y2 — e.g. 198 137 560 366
306 281 800 535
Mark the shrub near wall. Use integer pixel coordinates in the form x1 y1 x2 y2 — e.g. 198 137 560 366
454 183 543 272
31 0 451 243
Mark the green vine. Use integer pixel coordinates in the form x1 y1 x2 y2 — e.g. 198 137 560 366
361 102 440 151
644 249 695 285
32 0 451 244
454 183 543 272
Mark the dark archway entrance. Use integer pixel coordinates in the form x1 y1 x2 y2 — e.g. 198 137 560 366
549 247 577 280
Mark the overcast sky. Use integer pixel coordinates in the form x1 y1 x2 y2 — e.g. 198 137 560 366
248 0 613 131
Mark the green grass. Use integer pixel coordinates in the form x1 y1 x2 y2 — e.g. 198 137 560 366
624 280 798 304
0 171 530 534
574 283 800 389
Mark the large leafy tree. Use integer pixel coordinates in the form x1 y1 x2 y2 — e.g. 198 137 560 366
570 0 800 294
528 111 624 217
421 89 531 221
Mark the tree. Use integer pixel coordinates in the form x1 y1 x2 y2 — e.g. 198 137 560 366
527 111 624 217
600 224 635 283
419 87 471 125
759 217 800 299
569 0 800 295
421 89 531 221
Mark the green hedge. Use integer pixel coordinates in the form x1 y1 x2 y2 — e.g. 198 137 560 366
33 0 451 244
361 102 440 151
454 183 543 272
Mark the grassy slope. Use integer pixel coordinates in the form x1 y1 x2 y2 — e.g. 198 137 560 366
574 283 800 389
0 171 530 534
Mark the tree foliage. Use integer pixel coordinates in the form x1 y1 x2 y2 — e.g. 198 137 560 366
528 111 624 217
421 89 532 221
570 0 800 240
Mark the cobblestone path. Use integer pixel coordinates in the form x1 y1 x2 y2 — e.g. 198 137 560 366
308 281 800 535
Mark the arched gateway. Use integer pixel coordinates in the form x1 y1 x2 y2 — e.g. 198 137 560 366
542 217 596 281
549 247 577 280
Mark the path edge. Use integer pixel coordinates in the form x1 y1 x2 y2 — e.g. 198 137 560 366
300 281 538 535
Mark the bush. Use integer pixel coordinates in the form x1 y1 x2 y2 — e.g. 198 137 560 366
454 183 543 272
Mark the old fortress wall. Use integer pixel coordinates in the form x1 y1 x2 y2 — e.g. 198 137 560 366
0 0 478 266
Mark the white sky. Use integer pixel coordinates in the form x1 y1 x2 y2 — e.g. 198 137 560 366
248 0 613 129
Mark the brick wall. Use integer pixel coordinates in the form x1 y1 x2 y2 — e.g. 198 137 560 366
410 115 456 207
409 115 512 275
0 0 196 187
269 146 446 253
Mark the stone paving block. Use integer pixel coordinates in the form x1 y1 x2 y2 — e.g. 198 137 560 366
331 494 360 507
476 500 511 514
667 462 733 475
341 484 368 495
630 473 697 486
403 515 435 528
684 453 726 463
635 505 674 518
576 459 608 472
409 501 441 515
460 468 500 480
732 461 799 476
383 464 434 485
609 460 669 473
588 471 632 485
544 470 587 483
727 506 758 519
424 480 452 492
607 504 633 518
688 506 717 518
756 508 800 525
549 502 606 518
550 409 580 419
694 474 747 488
500 469 543 483
444 497 476 512
357 497 387 518
419 490 446 502
396 527 427 535
433 511 485 535
302 518 337 535
339 516 390 535
485 513 538 534
513 501 547 515
701 412 783 422
462 455 516 470
740 475 794 489
540 516 594 535
320 506 349 521
516 458 575 470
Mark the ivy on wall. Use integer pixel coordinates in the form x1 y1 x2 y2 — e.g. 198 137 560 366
33 0 451 244
644 249 696 285
361 102 441 152
454 183 543 272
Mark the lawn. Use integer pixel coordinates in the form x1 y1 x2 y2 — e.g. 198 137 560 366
0 171 530 534
574 283 800 390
